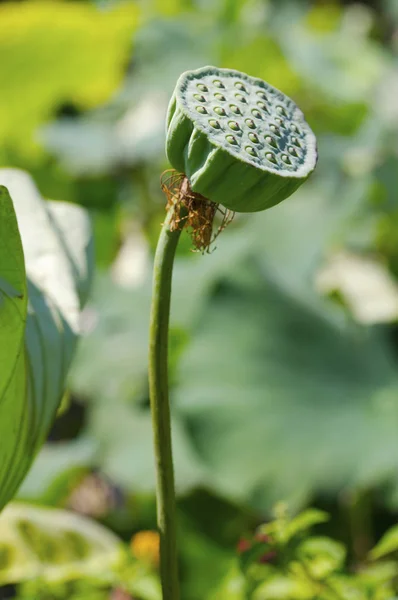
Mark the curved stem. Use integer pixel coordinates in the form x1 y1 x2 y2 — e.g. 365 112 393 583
149 202 185 600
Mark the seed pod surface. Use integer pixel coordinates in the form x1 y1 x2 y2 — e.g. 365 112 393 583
166 66 317 212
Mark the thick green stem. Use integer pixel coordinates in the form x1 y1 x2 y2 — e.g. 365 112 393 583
149 202 185 600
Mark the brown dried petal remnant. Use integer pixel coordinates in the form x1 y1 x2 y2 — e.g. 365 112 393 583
161 169 234 253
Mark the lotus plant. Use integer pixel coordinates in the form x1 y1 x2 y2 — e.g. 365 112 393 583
148 66 317 600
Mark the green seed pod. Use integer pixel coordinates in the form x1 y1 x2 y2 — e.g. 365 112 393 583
166 66 317 212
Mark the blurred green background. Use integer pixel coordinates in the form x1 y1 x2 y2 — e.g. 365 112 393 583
2 0 398 597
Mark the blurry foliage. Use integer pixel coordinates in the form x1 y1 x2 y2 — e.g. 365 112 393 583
2 0 398 598
0 1 140 162
8 504 398 600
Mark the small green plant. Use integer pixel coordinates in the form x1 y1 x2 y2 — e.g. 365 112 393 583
213 505 398 600
149 66 318 600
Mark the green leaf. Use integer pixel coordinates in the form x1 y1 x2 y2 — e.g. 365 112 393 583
285 510 330 542
0 186 26 400
297 537 346 579
174 260 398 509
0 169 93 510
0 502 122 585
369 524 398 560
0 185 28 513
17 437 97 504
207 564 246 600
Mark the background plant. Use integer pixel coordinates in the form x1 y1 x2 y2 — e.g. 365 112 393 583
1 0 398 599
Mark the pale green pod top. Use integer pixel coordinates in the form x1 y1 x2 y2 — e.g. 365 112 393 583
166 66 317 213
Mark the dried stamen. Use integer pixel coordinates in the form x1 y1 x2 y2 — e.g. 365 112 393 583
160 170 234 253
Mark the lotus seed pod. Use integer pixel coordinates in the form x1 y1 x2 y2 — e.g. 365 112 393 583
166 66 317 213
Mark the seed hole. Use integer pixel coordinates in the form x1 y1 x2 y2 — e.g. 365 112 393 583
265 135 277 149
214 106 226 116
275 117 286 128
288 146 298 156
251 109 262 119
214 93 226 101
276 106 288 117
270 124 281 137
282 154 292 165
291 136 302 148
213 80 225 88
235 82 247 92
265 152 277 165
209 119 221 129
194 94 206 102
248 133 259 144
256 91 268 101
230 104 242 115
228 121 240 132
197 83 208 92
235 93 247 103
246 146 257 157
196 106 208 114
245 119 256 129
257 101 269 113
226 135 238 145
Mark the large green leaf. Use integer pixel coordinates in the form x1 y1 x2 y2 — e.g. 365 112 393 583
0 186 28 510
0 169 93 509
174 262 398 510
0 186 26 401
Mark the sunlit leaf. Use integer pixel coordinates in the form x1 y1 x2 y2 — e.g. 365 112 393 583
0 0 140 158
297 537 346 579
0 502 122 584
370 524 398 560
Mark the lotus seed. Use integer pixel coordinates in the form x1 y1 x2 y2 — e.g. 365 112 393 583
246 146 257 157
197 83 208 92
226 135 238 145
257 101 269 113
265 152 277 164
214 93 226 101
235 82 247 92
213 80 225 88
275 117 286 128
251 109 262 119
248 133 259 144
194 94 206 102
291 136 301 147
288 146 298 156
291 124 300 134
282 154 292 164
270 124 281 137
196 106 208 114
276 106 287 117
265 135 277 149
230 104 241 115
235 93 247 103
256 91 268 101
245 119 256 129
209 119 221 129
228 121 240 131
214 106 226 116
